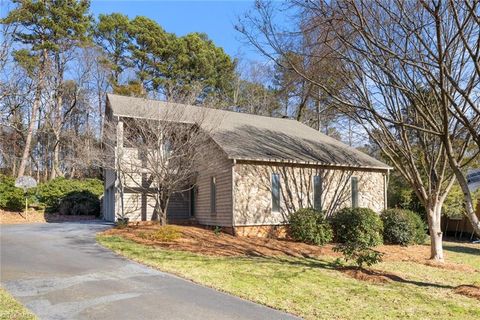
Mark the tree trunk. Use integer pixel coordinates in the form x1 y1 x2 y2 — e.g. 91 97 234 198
427 203 444 261
159 196 169 226
160 207 168 226
17 93 40 178
18 81 42 177
453 168 480 236
51 52 64 180
446 153 480 236
51 132 61 180
153 189 170 226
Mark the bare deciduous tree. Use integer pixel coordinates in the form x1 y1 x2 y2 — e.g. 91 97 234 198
100 102 218 224
237 0 480 261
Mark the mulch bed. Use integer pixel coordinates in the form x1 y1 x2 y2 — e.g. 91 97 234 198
104 224 480 301
376 244 477 273
454 285 480 301
0 209 98 224
104 224 340 258
102 224 477 273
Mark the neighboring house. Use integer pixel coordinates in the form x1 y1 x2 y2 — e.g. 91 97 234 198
103 93 392 236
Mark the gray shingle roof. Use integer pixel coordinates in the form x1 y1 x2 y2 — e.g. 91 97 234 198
107 94 391 170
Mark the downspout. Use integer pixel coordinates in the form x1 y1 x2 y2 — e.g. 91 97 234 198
231 159 236 236
384 169 390 210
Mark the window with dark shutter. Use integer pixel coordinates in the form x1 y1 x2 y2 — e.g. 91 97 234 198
351 177 359 208
210 177 216 214
313 175 322 211
271 173 280 212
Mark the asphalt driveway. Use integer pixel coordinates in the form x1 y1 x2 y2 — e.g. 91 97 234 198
0 222 298 320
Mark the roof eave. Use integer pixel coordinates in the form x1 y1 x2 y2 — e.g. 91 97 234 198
230 157 393 171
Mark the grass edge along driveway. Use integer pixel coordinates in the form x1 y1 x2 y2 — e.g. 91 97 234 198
97 234 480 320
0 287 36 320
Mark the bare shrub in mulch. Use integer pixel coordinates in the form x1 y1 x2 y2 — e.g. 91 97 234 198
454 285 480 300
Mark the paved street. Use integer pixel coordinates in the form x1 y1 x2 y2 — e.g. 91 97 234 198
0 222 298 320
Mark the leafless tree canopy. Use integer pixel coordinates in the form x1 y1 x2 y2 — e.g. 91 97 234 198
99 104 218 224
237 0 480 261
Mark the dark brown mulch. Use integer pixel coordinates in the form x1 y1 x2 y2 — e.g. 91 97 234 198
103 225 341 258
454 285 480 300
340 267 399 284
103 225 477 273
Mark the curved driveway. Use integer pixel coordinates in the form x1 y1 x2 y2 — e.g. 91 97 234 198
0 222 298 320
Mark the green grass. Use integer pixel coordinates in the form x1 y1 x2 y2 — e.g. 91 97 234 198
0 287 36 320
97 235 480 320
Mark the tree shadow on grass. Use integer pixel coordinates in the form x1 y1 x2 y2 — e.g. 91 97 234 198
109 227 457 291
263 255 455 290
443 244 480 256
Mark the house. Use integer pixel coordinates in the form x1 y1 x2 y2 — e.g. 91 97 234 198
103 94 392 236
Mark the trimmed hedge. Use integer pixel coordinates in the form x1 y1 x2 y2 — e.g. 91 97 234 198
58 191 101 216
331 207 384 267
288 208 333 245
1 176 103 215
37 178 103 214
381 208 427 245
0 175 24 211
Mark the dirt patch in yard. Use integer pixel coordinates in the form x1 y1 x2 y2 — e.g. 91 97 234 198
341 268 396 284
455 285 480 301
0 209 98 224
102 225 477 272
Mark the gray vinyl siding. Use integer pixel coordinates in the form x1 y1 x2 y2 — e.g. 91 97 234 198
118 190 190 222
108 140 232 224
194 141 233 227
104 169 116 188
103 186 115 222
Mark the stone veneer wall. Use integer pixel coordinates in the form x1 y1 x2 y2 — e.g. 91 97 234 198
233 161 387 226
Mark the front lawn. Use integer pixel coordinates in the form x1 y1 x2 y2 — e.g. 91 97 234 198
0 287 36 320
97 227 480 320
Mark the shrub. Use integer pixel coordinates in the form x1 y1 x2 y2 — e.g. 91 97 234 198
381 209 427 245
58 191 101 216
288 208 333 245
331 207 384 267
0 175 25 211
37 178 102 213
138 226 181 242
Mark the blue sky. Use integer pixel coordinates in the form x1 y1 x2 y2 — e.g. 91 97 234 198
90 0 261 61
